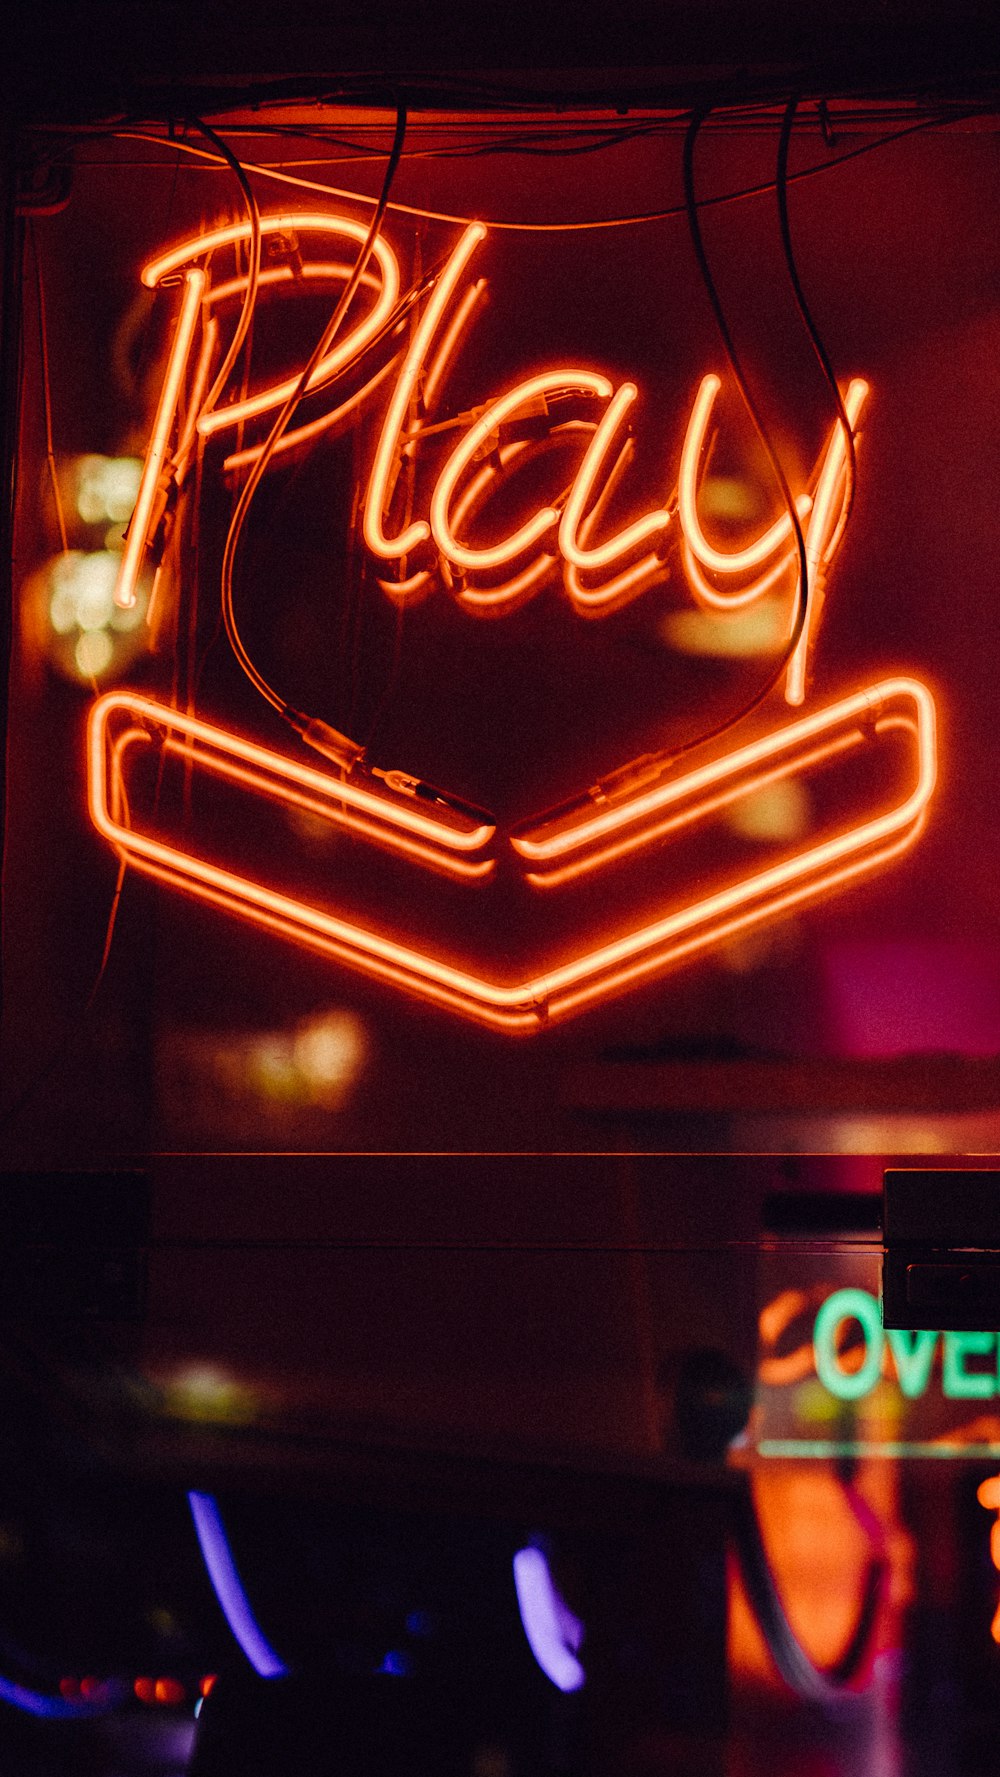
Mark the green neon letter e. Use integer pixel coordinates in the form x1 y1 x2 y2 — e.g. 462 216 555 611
942 1331 996 1399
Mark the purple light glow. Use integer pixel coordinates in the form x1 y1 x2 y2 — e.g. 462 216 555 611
187 1492 289 1679
512 1546 585 1693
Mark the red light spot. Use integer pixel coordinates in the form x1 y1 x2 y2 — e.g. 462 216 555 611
134 1677 157 1704
79 1676 101 1699
200 1673 218 1697
59 1678 80 1700
154 1677 186 1706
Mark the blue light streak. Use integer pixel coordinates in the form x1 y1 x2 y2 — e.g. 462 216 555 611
187 1492 289 1678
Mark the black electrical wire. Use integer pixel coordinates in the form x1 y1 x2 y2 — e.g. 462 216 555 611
685 102 809 661
83 101 996 236
217 102 408 730
187 115 263 431
776 93 859 543
209 94 878 795
509 100 831 838
635 101 812 776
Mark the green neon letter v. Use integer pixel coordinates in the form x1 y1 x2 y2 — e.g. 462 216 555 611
885 1327 938 1399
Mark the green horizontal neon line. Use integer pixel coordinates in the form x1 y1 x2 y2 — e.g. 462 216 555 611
756 1439 1000 1460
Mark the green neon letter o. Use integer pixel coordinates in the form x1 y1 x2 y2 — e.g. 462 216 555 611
813 1287 884 1401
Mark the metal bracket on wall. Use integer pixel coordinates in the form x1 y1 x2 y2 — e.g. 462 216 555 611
882 1169 1000 1331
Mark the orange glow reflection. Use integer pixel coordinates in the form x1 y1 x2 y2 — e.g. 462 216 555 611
730 1462 909 1692
977 1476 1000 1643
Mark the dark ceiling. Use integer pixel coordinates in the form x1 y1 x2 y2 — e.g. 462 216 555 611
5 0 999 123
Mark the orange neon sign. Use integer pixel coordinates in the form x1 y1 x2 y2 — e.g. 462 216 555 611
89 679 935 1031
92 201 939 1028
114 209 862 665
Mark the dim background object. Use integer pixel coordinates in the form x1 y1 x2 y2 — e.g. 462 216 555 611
3 2 999 118
883 1170 1000 1331
186 1668 465 1777
0 1171 148 1320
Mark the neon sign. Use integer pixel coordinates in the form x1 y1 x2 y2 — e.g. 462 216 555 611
114 213 866 641
90 204 938 1027
755 1279 1000 1459
813 1289 1000 1403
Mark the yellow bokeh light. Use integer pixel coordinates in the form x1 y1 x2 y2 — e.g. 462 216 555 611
660 599 788 658
73 454 143 526
292 1010 367 1097
726 778 811 842
75 629 114 677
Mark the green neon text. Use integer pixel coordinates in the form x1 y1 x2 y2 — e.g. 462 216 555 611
812 1288 1000 1402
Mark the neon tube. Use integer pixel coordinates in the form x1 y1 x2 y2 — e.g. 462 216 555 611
443 438 554 611
363 223 486 561
107 782 923 1029
565 550 665 615
444 426 599 612
221 355 401 474
561 432 667 614
676 388 865 693
91 693 494 854
173 316 219 486
558 382 671 570
512 1547 585 1693
512 677 933 862
678 374 812 578
89 679 934 1031
188 1492 288 1679
548 815 926 1023
421 277 487 413
429 370 612 571
377 567 433 600
113 268 205 610
205 261 383 307
681 537 796 613
784 379 869 705
143 212 397 299
157 734 494 881
193 233 399 439
455 556 555 612
524 726 862 889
